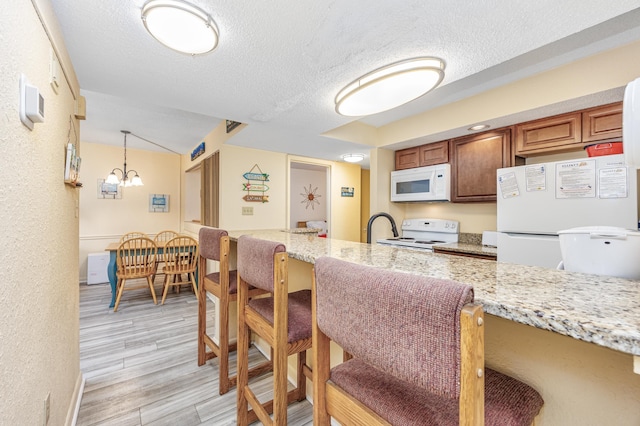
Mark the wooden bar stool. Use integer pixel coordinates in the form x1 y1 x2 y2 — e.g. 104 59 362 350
312 256 544 426
197 227 272 395
236 236 312 426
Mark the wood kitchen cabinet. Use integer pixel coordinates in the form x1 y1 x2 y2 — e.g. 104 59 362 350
450 128 515 203
394 147 419 170
417 141 449 166
395 141 449 170
515 111 582 156
582 102 622 143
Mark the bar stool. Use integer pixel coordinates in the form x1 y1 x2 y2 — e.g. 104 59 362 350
312 256 544 426
236 236 313 426
197 227 272 395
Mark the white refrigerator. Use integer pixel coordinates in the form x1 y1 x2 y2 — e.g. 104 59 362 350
496 154 638 268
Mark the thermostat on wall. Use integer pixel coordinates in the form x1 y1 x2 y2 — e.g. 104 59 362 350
19 74 44 130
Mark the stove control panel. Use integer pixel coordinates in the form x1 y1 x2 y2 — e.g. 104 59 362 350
401 218 459 233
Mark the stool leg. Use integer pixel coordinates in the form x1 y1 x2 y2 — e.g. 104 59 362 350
273 333 288 424
236 281 249 426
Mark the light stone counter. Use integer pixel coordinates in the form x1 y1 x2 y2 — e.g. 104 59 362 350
228 229 640 357
432 242 498 258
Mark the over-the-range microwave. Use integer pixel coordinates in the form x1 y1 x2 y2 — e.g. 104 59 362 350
390 163 451 202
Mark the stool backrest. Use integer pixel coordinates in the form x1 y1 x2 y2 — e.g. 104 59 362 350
314 256 474 399
237 235 285 292
199 227 228 261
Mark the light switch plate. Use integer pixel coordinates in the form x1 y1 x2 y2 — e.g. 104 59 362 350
242 206 253 215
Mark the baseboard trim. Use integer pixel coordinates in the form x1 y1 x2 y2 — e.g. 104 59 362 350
65 372 85 426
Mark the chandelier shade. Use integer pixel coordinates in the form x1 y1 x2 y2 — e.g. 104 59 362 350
106 130 144 187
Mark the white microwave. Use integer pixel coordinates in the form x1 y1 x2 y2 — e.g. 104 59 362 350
390 163 451 202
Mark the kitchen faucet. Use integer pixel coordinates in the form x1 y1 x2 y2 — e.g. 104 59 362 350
366 212 399 244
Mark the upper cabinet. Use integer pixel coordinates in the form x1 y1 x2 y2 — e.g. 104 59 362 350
394 140 449 170
450 128 515 203
418 141 449 166
515 102 622 156
394 147 419 170
581 102 623 143
515 112 582 156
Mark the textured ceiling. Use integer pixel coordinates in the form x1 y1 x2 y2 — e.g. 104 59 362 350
50 1 640 166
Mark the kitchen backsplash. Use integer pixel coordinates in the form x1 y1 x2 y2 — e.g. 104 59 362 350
459 232 482 245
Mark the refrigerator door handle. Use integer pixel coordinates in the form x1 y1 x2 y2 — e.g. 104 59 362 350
589 232 627 240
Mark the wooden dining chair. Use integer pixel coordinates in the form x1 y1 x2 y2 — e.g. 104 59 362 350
312 256 544 426
160 235 199 304
152 230 179 283
197 227 272 395
236 236 313 426
114 237 158 312
120 231 150 242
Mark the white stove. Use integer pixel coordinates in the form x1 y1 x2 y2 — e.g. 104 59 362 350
377 218 459 251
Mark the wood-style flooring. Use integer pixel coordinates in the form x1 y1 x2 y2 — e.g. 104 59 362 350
78 281 313 425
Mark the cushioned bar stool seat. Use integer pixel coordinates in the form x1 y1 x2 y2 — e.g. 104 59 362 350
197 227 272 395
236 235 313 426
312 256 544 426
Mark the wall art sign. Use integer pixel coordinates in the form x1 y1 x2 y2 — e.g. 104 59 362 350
97 178 121 199
300 184 321 209
341 187 354 197
242 164 270 203
191 142 205 161
149 194 170 212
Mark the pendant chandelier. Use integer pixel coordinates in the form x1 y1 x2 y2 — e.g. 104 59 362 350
106 130 144 187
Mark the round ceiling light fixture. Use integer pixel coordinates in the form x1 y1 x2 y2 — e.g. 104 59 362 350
468 124 490 131
141 0 219 55
335 57 445 116
341 153 365 163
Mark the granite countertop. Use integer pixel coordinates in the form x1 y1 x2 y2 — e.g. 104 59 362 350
432 242 498 258
227 229 640 357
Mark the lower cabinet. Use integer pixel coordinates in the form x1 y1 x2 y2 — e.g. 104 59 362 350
450 128 516 203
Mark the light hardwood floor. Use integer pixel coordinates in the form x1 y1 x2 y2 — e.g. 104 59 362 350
78 281 313 425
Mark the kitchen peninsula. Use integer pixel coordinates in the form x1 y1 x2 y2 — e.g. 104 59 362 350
226 229 640 425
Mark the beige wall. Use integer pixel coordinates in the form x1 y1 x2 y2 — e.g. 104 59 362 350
363 40 640 234
0 1 82 424
78 142 181 282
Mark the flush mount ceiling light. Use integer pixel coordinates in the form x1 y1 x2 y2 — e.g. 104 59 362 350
468 124 490 131
341 153 365 163
335 57 445 116
141 0 219 55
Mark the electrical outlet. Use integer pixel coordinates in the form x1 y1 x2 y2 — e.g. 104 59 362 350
242 206 253 215
44 393 50 425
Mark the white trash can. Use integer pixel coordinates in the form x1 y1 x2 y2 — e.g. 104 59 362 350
558 226 640 280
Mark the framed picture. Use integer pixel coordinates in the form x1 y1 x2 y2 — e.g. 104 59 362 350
149 194 169 212
97 179 121 199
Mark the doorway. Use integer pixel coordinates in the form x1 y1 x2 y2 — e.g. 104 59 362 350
289 161 330 236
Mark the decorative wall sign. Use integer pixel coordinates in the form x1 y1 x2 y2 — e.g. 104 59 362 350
149 194 170 212
341 187 354 197
191 142 205 161
97 178 121 199
226 120 242 133
243 164 270 203
300 184 321 209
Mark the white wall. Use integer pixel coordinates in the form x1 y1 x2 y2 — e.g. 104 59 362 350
0 1 82 424
290 167 327 228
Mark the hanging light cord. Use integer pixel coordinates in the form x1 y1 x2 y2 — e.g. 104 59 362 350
130 132 181 155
